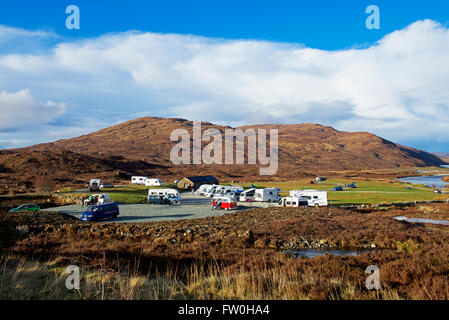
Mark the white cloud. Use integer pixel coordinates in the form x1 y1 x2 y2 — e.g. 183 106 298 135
0 24 56 42
0 21 448 150
0 89 65 130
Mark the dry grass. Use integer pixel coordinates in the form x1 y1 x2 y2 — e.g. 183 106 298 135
2 248 448 300
0 254 396 300
2 204 449 300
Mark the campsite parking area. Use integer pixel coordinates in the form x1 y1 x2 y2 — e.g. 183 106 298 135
46 193 277 223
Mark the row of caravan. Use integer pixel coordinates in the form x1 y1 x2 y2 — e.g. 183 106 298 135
195 184 243 198
131 176 163 187
195 184 282 202
196 184 328 207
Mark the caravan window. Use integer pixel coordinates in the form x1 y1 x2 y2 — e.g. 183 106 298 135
286 201 291 205
313 196 318 199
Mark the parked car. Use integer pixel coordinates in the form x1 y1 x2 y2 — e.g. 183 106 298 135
333 186 343 191
148 195 172 205
8 204 40 213
346 183 357 188
212 197 238 210
100 183 114 189
80 202 119 221
434 189 442 194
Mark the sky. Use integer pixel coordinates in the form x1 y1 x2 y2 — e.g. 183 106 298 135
0 0 448 152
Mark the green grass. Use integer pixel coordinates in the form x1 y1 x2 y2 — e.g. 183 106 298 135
240 178 449 204
70 179 448 205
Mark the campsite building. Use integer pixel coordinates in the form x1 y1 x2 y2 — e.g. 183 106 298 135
177 176 219 191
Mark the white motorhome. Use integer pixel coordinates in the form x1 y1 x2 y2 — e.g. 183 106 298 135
214 186 243 198
239 188 256 201
145 178 163 187
148 188 182 203
131 176 148 185
204 185 219 197
212 185 227 196
195 184 217 196
282 189 328 207
89 179 101 192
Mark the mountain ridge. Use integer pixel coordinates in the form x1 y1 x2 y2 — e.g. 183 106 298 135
0 116 446 191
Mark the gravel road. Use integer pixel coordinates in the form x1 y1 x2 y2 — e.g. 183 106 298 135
46 194 278 223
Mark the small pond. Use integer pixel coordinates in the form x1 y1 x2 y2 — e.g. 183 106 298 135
394 216 449 226
284 249 367 259
398 175 448 189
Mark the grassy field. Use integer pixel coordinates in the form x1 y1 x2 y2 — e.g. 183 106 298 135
238 178 448 204
66 176 448 205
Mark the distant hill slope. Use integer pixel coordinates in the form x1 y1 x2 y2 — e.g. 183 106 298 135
432 152 449 163
0 117 446 191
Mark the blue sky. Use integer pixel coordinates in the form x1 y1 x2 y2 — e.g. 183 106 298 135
0 0 448 152
1 0 448 49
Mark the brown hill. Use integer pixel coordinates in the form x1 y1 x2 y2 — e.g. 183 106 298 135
0 117 446 191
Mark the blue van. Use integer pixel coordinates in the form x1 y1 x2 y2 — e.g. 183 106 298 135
81 202 119 221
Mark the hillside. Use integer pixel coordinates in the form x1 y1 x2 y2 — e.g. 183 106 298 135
0 117 446 191
432 152 449 163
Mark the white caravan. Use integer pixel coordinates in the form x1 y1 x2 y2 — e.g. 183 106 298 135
239 188 281 202
131 176 148 185
282 189 328 207
89 179 101 192
148 188 182 203
145 178 163 187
